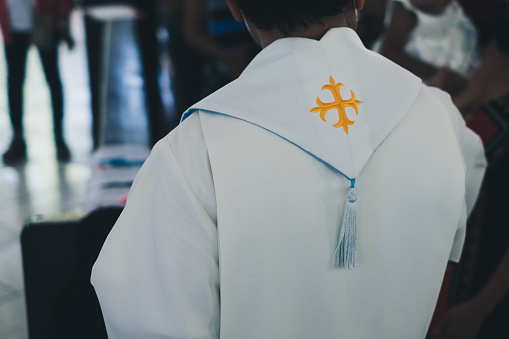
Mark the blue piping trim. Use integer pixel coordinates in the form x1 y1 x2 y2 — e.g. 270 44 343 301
181 110 193 122
186 109 356 183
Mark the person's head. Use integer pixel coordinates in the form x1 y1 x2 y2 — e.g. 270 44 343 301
226 0 364 47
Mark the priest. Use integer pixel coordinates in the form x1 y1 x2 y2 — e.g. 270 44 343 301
91 0 486 338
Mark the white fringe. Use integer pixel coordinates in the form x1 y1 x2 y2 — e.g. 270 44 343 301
333 186 358 269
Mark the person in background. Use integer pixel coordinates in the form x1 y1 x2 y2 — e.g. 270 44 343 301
377 0 478 95
429 0 509 112
160 0 207 116
437 247 509 338
0 0 74 164
357 0 387 49
428 2 509 337
183 0 258 90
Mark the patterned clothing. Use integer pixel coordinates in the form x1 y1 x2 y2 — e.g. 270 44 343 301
465 93 509 164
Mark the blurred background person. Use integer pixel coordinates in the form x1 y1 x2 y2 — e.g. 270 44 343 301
357 0 387 49
429 0 509 112
376 0 478 95
436 247 509 338
427 1 509 337
0 0 74 165
183 0 258 95
159 0 208 117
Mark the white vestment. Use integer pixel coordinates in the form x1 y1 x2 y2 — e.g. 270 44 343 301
92 28 486 339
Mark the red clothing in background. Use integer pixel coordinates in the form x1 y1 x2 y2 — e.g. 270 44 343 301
0 0 12 44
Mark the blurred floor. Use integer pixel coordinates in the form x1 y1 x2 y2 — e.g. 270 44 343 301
0 11 92 339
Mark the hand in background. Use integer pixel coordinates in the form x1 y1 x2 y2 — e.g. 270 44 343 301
436 247 509 339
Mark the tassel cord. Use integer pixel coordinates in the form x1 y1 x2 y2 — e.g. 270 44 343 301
333 184 359 269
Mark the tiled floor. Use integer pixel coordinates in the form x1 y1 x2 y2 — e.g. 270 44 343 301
0 12 93 339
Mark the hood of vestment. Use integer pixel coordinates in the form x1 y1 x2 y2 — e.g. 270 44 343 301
182 27 422 180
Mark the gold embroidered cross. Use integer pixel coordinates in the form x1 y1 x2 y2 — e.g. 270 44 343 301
310 76 362 134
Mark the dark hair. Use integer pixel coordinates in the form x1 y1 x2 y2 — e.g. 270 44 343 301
235 0 351 35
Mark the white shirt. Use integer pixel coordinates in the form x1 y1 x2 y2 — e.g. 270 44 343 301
394 0 478 76
7 0 33 32
92 28 486 339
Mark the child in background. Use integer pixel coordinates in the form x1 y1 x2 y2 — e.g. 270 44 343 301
378 0 478 95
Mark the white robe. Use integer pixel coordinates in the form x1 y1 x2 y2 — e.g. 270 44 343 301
91 28 486 339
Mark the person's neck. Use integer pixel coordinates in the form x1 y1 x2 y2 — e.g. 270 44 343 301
253 13 358 49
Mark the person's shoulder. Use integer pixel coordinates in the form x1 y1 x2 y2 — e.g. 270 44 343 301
424 85 463 122
160 110 212 170
419 85 466 133
149 111 216 217
146 112 210 177
158 112 206 152
422 85 485 166
422 84 453 105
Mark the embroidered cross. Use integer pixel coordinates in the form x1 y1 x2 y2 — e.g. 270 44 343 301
310 76 362 134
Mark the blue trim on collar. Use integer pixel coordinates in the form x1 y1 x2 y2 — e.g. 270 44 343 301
189 109 355 183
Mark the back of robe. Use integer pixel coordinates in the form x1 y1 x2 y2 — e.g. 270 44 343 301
198 84 480 338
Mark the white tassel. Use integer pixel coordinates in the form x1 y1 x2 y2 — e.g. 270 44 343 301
333 184 358 269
